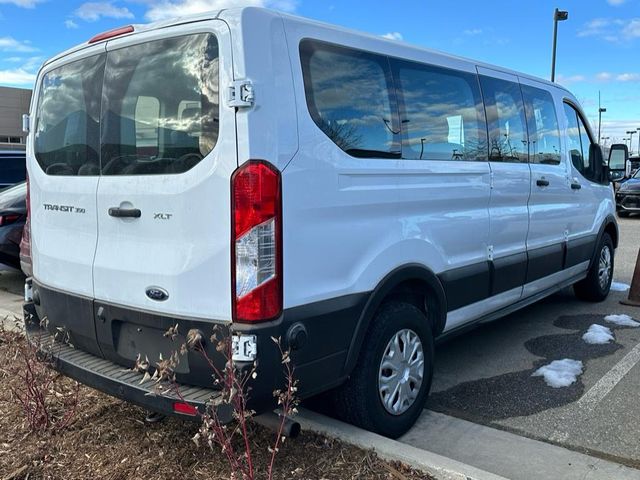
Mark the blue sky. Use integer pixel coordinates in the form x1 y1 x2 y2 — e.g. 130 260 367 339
1 0 639 143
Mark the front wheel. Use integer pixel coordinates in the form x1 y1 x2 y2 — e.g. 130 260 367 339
331 301 434 438
574 233 614 302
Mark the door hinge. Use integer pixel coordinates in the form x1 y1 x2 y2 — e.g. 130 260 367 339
227 79 255 108
487 245 494 261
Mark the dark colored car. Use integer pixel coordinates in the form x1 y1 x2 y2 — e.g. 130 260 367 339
0 150 27 190
0 182 27 269
630 156 640 176
616 169 640 217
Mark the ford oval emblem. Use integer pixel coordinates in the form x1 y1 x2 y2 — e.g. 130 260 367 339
146 287 169 302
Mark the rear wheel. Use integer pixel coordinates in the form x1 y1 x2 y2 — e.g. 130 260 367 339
574 233 614 302
331 301 434 438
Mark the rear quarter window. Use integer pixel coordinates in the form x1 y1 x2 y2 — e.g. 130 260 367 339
300 40 401 159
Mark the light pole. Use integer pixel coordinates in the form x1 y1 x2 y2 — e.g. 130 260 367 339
551 8 569 82
598 91 606 143
637 127 640 157
627 130 637 154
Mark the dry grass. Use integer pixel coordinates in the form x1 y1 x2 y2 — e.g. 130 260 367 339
0 330 431 480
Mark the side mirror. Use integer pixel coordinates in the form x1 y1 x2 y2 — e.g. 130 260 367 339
607 143 629 183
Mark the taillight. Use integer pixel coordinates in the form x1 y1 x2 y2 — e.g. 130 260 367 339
20 174 31 266
231 161 282 323
0 214 20 226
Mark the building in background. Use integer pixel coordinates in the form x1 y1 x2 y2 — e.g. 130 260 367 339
0 86 32 150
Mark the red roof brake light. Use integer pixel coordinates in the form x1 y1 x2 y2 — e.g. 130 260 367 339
88 25 134 44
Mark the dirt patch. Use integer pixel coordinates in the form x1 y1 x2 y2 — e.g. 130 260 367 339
0 331 430 480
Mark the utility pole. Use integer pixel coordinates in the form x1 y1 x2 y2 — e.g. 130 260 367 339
551 8 569 82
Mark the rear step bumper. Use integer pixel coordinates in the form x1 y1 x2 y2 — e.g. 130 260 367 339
23 302 231 422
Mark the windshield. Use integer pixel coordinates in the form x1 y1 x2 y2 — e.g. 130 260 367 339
34 33 219 176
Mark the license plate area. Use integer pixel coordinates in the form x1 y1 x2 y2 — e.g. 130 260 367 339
115 321 190 374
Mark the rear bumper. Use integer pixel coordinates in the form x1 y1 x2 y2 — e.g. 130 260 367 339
25 281 369 417
24 302 232 421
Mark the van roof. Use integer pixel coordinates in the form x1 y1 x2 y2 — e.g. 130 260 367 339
41 6 570 96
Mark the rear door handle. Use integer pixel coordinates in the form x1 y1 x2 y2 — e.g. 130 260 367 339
571 182 582 190
108 207 141 218
536 178 550 187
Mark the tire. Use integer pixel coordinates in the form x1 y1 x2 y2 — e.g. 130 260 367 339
573 233 614 302
618 211 630 218
331 301 434 438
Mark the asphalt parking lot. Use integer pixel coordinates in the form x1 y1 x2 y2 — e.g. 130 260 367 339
401 215 640 478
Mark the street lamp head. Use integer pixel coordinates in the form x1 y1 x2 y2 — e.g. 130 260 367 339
555 9 569 21
599 107 607 113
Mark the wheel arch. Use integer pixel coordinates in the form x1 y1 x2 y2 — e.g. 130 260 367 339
342 264 447 377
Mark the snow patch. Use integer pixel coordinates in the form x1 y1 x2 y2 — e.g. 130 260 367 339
582 324 614 345
604 314 640 327
610 282 630 292
532 359 583 388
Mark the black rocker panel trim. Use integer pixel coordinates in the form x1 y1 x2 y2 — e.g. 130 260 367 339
492 252 528 296
566 235 597 269
438 261 491 311
525 243 565 284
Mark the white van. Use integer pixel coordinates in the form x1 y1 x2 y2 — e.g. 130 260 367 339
23 7 618 438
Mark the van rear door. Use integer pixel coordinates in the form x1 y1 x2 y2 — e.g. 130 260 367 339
30 47 106 355
92 22 236 326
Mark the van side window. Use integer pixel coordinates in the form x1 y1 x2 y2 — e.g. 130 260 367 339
392 60 488 161
101 33 219 175
522 86 561 165
563 102 594 179
300 40 400 159
34 54 106 176
479 76 528 163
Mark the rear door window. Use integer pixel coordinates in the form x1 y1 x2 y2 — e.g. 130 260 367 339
34 54 106 176
101 33 219 175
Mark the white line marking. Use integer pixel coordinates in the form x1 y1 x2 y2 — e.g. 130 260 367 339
577 342 640 410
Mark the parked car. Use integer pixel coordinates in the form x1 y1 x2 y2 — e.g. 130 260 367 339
0 150 27 190
22 7 618 438
629 156 640 176
616 168 640 217
0 182 26 270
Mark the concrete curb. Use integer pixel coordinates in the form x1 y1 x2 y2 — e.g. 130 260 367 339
297 408 509 480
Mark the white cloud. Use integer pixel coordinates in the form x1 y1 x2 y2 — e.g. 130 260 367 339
616 72 640 81
0 68 36 86
381 32 403 41
141 0 297 22
578 17 640 42
596 71 613 82
0 36 37 52
463 28 482 36
74 1 133 22
0 0 44 7
555 74 586 85
65 19 79 29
